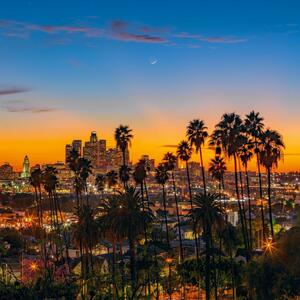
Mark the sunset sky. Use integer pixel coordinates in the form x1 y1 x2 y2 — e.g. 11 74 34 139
0 1 300 171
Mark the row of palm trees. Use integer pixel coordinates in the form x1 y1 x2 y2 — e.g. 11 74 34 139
28 110 284 299
111 112 284 298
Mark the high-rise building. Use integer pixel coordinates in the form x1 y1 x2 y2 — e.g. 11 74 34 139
65 144 72 163
21 155 30 178
83 131 107 169
72 140 82 156
65 131 130 172
65 140 82 162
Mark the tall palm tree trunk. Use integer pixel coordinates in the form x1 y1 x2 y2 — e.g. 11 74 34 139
256 150 266 242
140 182 151 294
233 154 249 251
256 150 263 199
260 200 266 245
128 234 137 291
122 150 127 189
162 184 170 246
204 225 211 300
267 168 275 240
245 166 253 250
199 146 207 196
185 162 200 260
171 171 184 261
144 179 150 210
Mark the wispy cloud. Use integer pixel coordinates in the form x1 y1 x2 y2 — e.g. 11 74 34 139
0 19 103 38
109 20 168 43
111 32 167 43
174 32 248 44
0 100 57 113
0 86 31 96
0 18 249 47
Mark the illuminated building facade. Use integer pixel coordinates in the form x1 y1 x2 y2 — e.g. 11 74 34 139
21 155 30 179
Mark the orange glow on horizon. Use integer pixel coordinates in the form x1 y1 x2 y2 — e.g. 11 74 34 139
0 109 299 172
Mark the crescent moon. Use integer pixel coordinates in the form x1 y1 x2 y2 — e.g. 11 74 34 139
150 59 157 65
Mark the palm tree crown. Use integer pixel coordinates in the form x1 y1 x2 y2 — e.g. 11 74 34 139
114 125 133 153
260 129 285 169
209 156 227 183
106 170 118 189
190 193 225 232
163 152 177 171
245 111 264 140
155 163 169 185
210 113 247 158
177 140 192 162
186 119 208 152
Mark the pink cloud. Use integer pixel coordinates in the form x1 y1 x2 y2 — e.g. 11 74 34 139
174 32 248 44
112 31 167 43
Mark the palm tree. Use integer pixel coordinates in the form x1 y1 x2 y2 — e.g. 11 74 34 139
260 129 284 240
187 119 208 195
95 174 106 198
133 159 147 201
42 166 59 230
155 163 170 247
106 170 118 192
30 167 43 226
42 166 61 262
67 149 83 211
209 156 227 194
245 111 266 242
163 152 184 261
245 111 264 198
189 193 225 300
110 188 153 291
220 223 239 300
115 125 133 188
119 165 131 187
177 140 201 265
239 141 254 250
98 196 125 299
210 113 249 250
30 166 48 277
78 158 92 205
177 140 193 208
72 205 98 280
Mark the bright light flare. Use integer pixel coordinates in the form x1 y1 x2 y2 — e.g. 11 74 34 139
263 239 276 253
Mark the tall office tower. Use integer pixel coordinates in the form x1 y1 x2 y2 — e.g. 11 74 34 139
65 144 72 163
21 155 30 178
72 140 82 156
83 131 107 169
90 131 98 143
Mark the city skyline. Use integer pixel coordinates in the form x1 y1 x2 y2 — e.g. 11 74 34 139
1 1 300 170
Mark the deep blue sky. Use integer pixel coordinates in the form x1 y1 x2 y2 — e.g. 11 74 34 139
0 0 300 170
